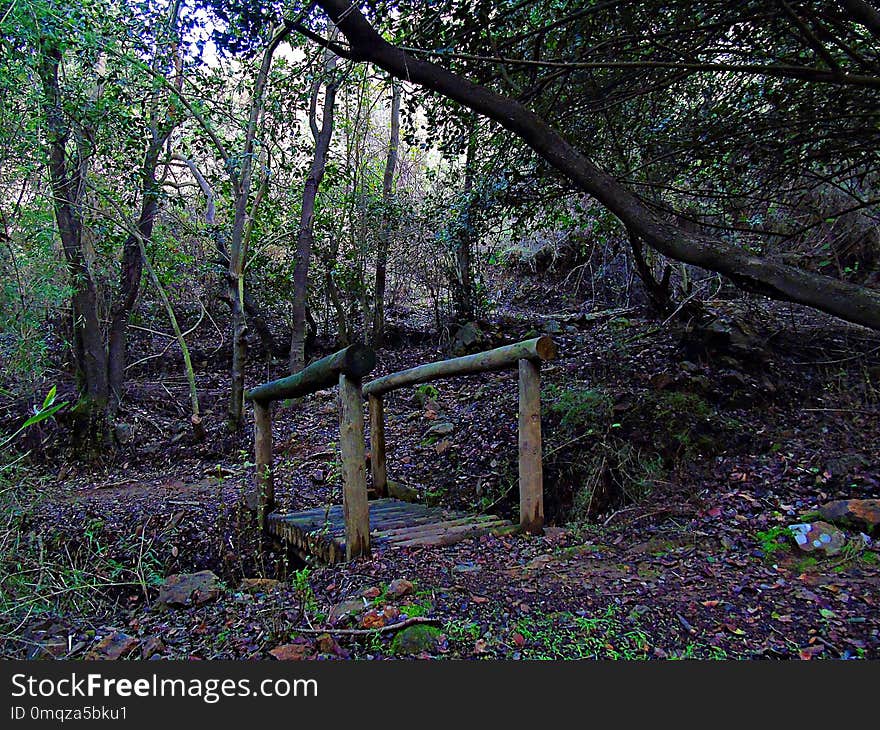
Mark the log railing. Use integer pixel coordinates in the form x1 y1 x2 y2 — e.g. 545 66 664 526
244 344 376 559
363 336 558 534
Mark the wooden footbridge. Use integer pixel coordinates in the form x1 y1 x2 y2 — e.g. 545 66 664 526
243 336 557 563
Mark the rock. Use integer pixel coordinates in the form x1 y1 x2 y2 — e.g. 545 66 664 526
269 641 313 660
450 321 486 356
818 500 880 531
824 455 867 481
86 632 139 660
114 423 133 444
155 571 222 609
681 308 767 362
788 522 846 556
310 469 325 484
239 578 282 594
427 422 455 437
650 373 675 390
387 578 414 599
390 624 443 656
328 598 366 625
387 480 419 503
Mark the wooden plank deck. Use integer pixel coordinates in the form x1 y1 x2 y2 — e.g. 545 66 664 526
267 498 512 563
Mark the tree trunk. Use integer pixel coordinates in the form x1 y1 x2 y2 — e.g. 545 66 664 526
177 154 282 360
227 192 249 429
290 48 338 374
226 25 290 429
313 0 880 331
38 43 111 455
628 229 672 315
326 265 352 347
371 79 400 348
107 143 163 417
452 119 477 322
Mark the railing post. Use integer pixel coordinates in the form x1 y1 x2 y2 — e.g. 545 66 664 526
518 358 544 534
339 373 371 559
368 393 388 497
253 400 274 531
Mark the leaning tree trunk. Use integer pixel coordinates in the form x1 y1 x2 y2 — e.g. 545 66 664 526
290 47 338 374
313 0 880 332
370 78 400 348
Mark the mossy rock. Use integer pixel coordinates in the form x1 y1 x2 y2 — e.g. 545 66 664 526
391 624 443 656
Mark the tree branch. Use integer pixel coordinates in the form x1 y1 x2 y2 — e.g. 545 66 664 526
303 0 880 330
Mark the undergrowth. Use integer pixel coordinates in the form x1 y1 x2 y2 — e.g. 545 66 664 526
543 383 743 524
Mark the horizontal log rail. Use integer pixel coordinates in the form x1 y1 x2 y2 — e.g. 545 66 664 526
246 343 376 403
363 336 557 396
363 336 558 534
245 344 376 559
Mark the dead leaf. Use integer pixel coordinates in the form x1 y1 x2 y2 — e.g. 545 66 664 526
387 578 414 598
269 642 313 661
798 645 825 660
361 610 385 629
85 632 139 660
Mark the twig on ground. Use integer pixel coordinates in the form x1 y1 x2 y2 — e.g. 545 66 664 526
293 616 439 636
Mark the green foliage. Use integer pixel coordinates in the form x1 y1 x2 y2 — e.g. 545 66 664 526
513 607 650 660
0 206 71 389
293 567 319 615
545 382 737 524
415 383 439 402
400 589 434 619
545 385 662 521
0 387 67 452
755 526 792 560
546 385 612 432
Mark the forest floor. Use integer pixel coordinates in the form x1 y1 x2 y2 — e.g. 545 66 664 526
2 277 879 661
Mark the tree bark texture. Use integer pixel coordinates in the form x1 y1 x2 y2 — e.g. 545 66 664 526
338 373 370 559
